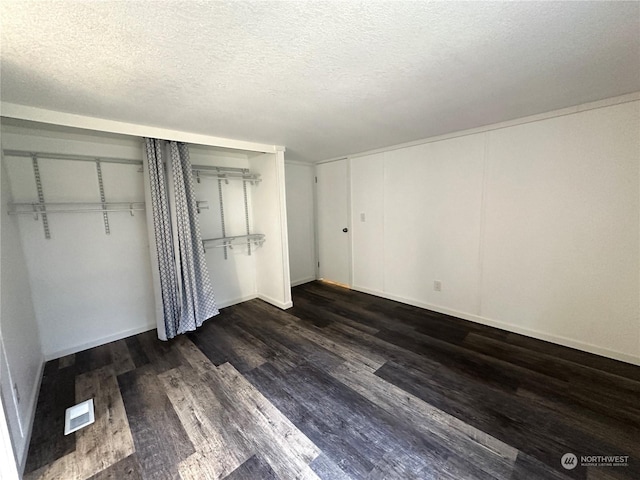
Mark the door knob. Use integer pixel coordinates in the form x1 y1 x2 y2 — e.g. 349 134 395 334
342 228 348 233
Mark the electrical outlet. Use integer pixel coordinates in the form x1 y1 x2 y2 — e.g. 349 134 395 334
433 280 442 292
360 212 366 222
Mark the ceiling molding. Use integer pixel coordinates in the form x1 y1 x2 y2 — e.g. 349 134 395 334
316 91 640 164
0 102 284 153
284 159 314 167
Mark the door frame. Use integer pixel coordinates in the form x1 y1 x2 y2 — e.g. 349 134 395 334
313 157 352 287
0 334 20 480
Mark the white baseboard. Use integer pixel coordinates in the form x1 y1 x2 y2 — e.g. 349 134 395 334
352 285 640 367
18 357 44 474
291 276 316 287
44 323 155 361
44 295 263 360
216 294 259 309
257 293 293 310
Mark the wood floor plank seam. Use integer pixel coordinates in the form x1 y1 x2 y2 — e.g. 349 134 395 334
328 361 518 471
173 338 322 479
118 364 195 480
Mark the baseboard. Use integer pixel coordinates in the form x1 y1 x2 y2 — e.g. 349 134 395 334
217 294 259 309
257 293 293 310
18 357 45 474
351 285 640 367
291 276 316 287
44 323 156 361
44 295 263 360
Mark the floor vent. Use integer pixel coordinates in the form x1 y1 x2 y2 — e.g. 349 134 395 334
64 399 95 435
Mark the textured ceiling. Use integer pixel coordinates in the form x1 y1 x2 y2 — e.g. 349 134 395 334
1 1 639 162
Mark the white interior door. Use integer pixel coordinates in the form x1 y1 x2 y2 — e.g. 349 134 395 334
316 159 350 286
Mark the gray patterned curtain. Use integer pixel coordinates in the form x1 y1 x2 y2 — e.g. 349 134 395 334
144 138 219 340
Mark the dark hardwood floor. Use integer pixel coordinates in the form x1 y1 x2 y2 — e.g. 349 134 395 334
23 281 640 479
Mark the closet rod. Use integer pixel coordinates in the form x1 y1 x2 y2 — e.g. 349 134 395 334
10 207 146 215
11 201 145 207
202 233 265 249
3 149 253 174
193 170 261 183
190 165 249 174
8 201 209 215
3 149 142 166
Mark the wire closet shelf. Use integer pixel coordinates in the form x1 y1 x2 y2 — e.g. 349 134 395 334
3 149 266 254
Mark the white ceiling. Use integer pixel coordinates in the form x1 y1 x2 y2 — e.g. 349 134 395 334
1 1 639 162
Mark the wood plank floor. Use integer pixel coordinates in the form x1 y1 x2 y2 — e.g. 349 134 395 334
23 281 640 479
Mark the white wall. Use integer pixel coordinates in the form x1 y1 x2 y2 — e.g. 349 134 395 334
285 162 316 286
1 121 278 359
480 103 639 359
0 155 43 471
347 99 640 365
250 152 293 309
351 153 383 291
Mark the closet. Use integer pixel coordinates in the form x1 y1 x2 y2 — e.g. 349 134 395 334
1 118 291 360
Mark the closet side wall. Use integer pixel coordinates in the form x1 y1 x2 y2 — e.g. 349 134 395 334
250 152 292 308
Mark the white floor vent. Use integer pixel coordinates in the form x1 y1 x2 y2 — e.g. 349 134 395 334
64 399 95 435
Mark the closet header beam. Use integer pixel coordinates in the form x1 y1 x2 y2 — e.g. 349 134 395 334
1 102 283 153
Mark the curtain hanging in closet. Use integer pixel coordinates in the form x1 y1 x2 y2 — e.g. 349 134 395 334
143 138 219 340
